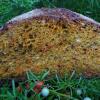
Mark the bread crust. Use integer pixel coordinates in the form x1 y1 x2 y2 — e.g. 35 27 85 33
0 8 100 34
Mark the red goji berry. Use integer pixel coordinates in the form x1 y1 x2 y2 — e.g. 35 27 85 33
33 81 44 93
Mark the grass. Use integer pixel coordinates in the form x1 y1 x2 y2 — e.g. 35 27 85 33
0 0 100 100
0 71 100 100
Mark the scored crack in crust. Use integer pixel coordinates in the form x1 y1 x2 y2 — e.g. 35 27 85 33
0 8 100 78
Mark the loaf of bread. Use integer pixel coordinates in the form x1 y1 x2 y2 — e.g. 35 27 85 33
0 8 100 78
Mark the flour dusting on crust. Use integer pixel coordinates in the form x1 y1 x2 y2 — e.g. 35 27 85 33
8 9 44 22
8 8 100 26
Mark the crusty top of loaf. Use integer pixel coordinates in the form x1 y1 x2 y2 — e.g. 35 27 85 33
8 8 100 25
0 8 100 35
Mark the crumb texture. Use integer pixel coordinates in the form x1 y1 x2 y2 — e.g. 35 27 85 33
0 8 100 78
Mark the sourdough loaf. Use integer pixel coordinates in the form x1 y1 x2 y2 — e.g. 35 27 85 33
0 8 100 78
